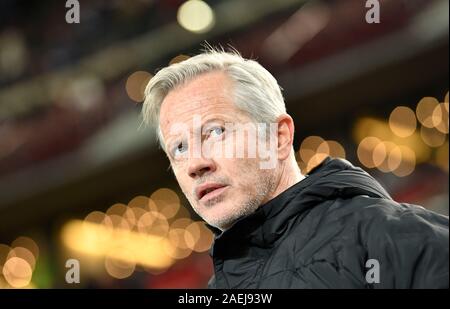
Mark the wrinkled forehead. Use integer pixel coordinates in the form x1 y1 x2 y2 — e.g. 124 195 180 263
159 72 237 135
160 90 233 125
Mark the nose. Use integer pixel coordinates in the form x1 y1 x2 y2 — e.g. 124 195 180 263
187 155 216 179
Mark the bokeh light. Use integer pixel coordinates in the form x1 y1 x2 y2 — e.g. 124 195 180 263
128 196 158 227
299 136 325 163
151 188 181 219
11 237 39 260
62 220 175 270
298 136 346 174
104 249 136 279
416 97 440 128
192 223 214 253
373 141 397 172
107 203 137 229
392 145 416 177
357 136 382 168
169 54 191 65
177 0 215 34
129 195 155 212
108 214 132 231
167 229 193 259
389 106 417 137
7 247 36 271
387 145 402 172
323 140 346 159
305 152 328 173
353 117 431 164
129 207 147 228
2 257 33 288
125 71 153 103
420 126 446 147
106 203 128 217
84 211 113 226
185 222 202 250
431 102 449 134
170 217 192 230
137 211 170 237
83 211 114 243
0 237 40 288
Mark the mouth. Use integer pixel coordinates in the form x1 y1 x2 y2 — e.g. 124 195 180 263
196 183 229 202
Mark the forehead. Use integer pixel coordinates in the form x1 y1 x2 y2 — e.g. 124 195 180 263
159 71 238 129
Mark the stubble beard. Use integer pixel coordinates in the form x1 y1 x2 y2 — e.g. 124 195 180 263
196 171 276 231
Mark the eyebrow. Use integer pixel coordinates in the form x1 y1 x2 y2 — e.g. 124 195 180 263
201 118 226 129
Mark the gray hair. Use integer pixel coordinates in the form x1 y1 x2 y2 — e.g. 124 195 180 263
142 47 286 150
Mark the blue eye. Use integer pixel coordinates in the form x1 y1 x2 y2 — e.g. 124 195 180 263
173 142 188 157
207 126 224 138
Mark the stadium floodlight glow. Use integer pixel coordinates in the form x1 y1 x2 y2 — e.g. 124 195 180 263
177 0 215 34
61 220 176 270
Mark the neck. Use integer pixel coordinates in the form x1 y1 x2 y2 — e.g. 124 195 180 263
265 154 304 204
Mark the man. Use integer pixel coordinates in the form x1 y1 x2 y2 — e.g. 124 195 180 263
142 48 449 288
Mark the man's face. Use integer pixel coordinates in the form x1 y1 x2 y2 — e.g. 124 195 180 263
159 71 278 230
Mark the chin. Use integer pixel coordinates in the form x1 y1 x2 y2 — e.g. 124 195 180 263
207 212 240 230
206 218 233 231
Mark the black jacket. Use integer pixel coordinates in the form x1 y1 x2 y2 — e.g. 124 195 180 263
207 157 449 288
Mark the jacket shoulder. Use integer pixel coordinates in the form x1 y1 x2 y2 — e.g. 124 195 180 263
342 196 449 288
338 195 448 235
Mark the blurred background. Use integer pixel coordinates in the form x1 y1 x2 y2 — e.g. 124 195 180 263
0 0 448 288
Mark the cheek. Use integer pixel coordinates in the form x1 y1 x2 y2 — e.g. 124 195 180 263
226 159 259 185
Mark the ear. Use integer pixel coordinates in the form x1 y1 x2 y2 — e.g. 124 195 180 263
276 114 295 161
